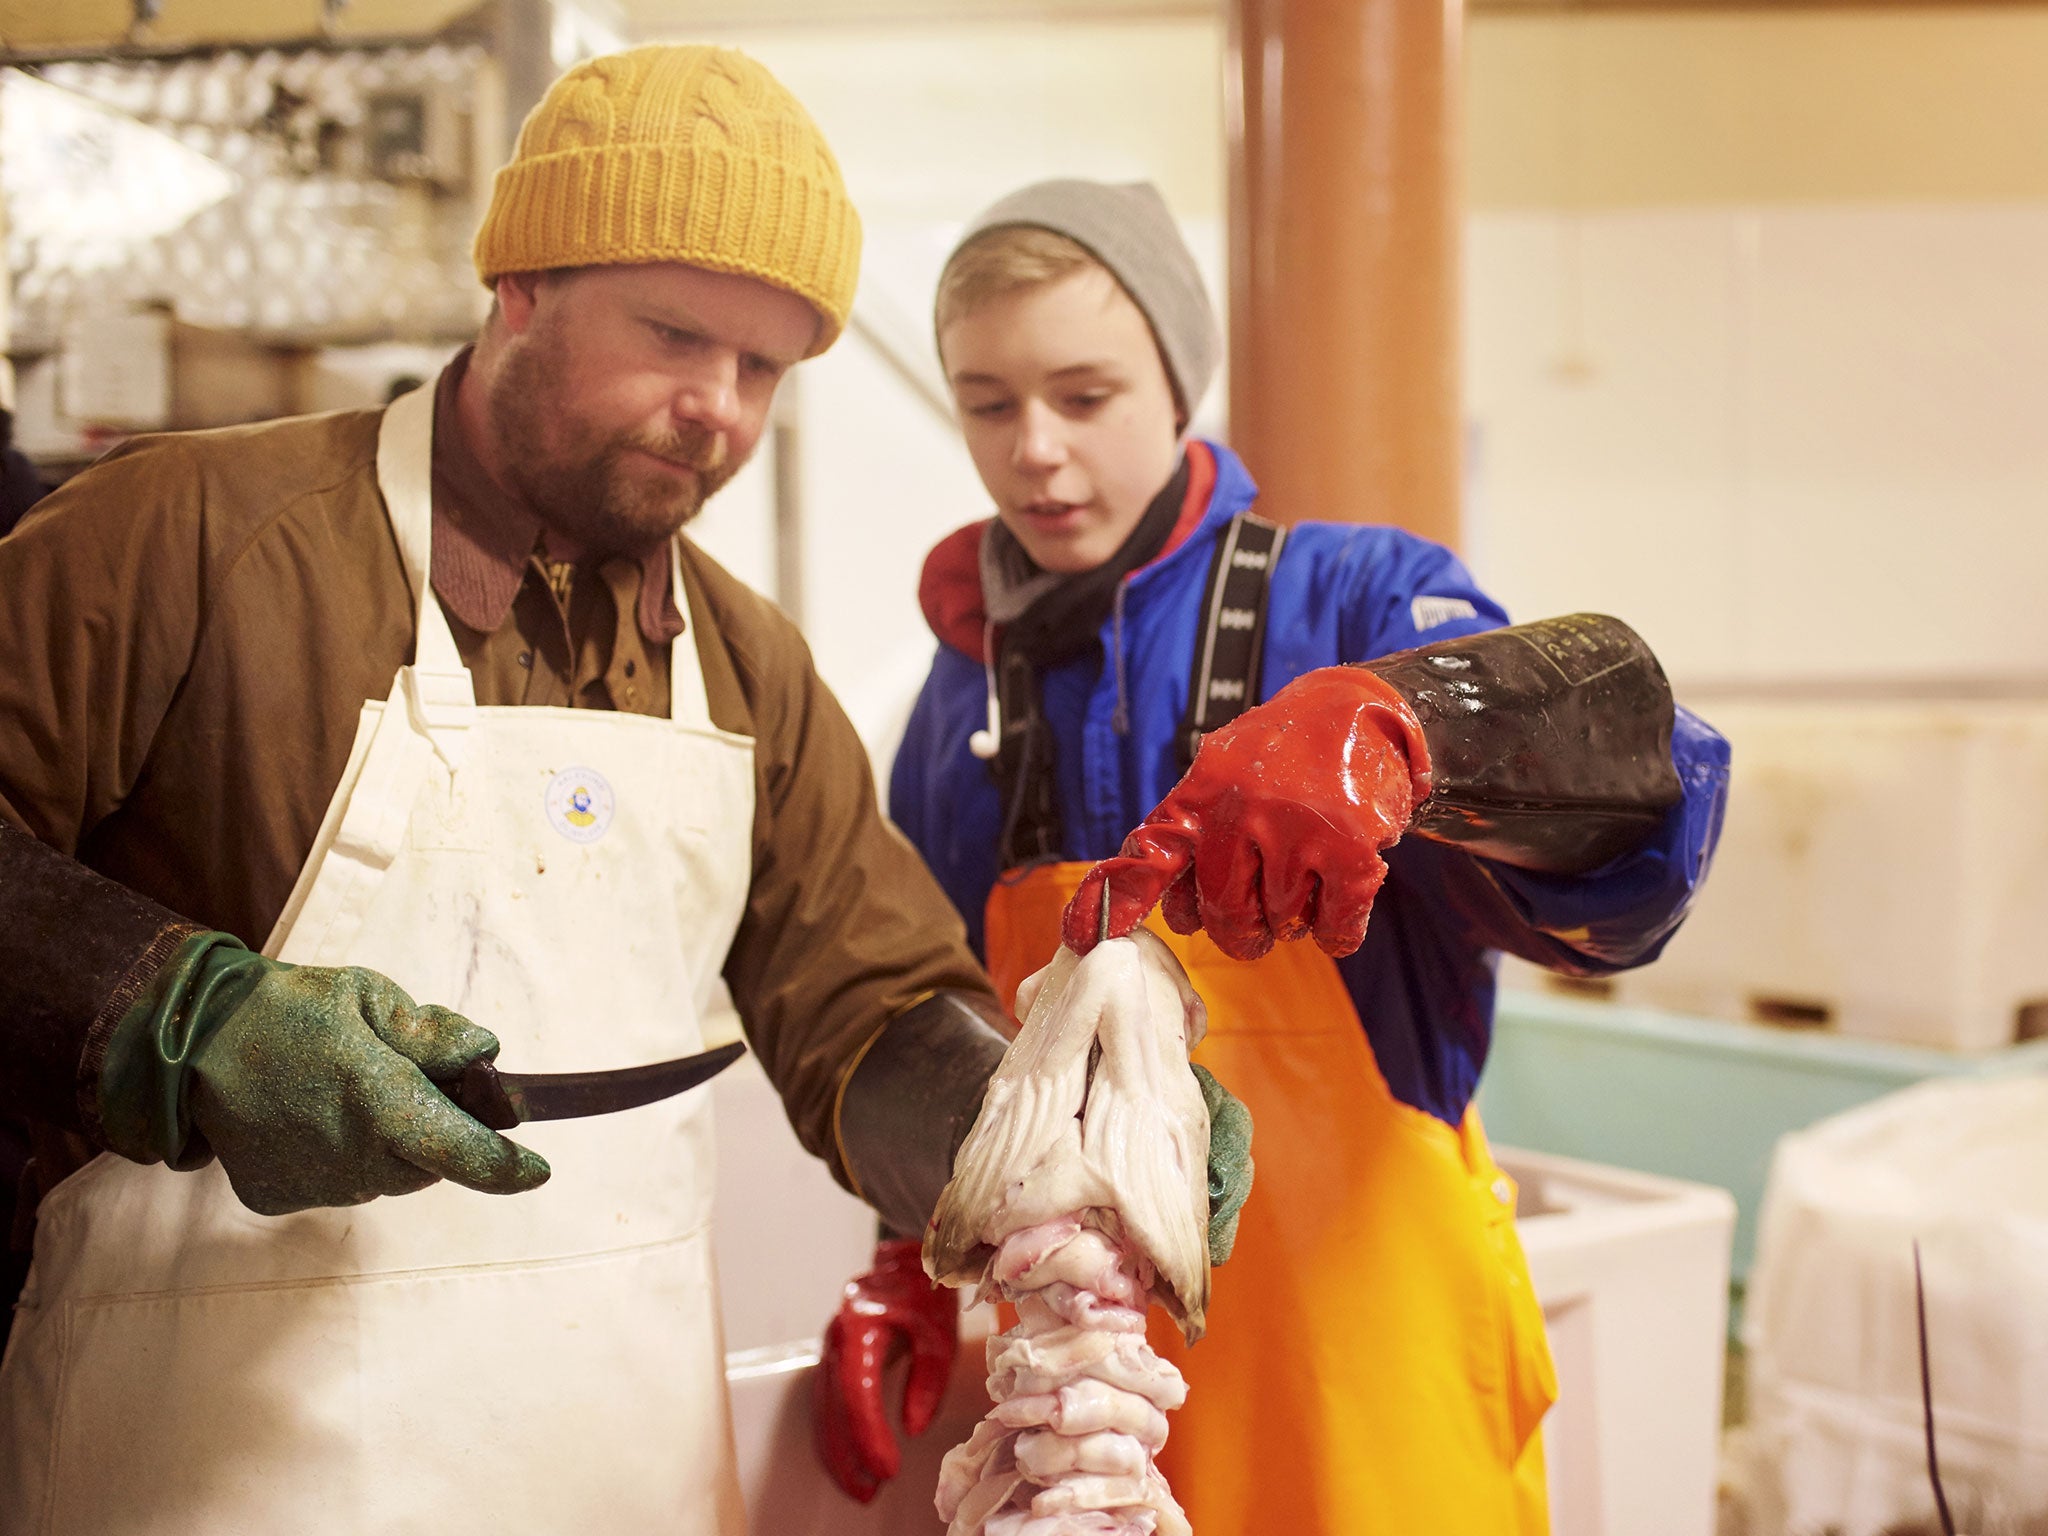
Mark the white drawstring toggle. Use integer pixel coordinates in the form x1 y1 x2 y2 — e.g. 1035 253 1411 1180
969 620 1002 760
968 676 1002 759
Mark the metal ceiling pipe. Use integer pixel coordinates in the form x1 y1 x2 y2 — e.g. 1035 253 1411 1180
1227 0 1464 549
496 0 556 158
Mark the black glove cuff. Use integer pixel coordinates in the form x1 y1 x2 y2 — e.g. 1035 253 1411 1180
835 990 1009 1242
1363 614 1683 874
0 819 203 1141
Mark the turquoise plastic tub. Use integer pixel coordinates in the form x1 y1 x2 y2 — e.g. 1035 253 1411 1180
1477 988 2048 1287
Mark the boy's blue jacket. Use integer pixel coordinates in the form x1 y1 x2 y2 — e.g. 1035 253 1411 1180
890 441 1731 1125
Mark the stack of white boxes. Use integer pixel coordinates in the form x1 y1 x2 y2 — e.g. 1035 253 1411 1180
1513 695 2048 1053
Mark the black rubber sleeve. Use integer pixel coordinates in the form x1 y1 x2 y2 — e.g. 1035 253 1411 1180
0 819 201 1141
1362 614 1683 875
836 989 1009 1242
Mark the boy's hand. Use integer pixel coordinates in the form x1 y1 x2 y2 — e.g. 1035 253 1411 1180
1063 667 1431 962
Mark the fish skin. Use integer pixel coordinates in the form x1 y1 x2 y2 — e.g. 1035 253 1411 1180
1076 934 1209 1337
936 1417 1016 1522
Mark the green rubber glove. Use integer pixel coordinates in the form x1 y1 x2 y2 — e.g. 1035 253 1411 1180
98 933 551 1216
1194 1063 1253 1265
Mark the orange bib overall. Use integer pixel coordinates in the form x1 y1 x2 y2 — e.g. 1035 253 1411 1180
984 862 1556 1535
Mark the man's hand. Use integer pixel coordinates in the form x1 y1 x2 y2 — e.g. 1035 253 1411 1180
99 938 551 1215
1063 666 1432 961
1194 1064 1253 1265
188 963 552 1215
813 1237 958 1502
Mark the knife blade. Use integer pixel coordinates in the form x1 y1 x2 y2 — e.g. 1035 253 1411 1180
438 1040 747 1131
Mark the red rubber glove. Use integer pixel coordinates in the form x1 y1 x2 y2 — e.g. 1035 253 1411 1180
813 1237 959 1502
1063 666 1433 961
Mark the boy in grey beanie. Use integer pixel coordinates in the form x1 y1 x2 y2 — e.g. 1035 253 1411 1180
815 175 1726 1536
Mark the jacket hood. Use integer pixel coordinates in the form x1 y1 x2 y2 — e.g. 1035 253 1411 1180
916 438 1230 661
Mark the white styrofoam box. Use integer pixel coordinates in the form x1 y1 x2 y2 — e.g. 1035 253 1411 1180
1477 986 2048 1296
725 1298 996 1536
1733 1077 2048 1536
1504 1147 1736 1536
1581 696 2048 1052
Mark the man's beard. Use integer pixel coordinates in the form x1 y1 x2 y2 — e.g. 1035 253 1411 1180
487 342 741 553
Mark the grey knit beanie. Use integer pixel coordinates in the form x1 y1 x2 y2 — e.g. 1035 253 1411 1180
945 178 1220 419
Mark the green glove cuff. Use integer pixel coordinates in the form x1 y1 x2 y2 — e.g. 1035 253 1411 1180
1194 1063 1253 1266
97 932 279 1170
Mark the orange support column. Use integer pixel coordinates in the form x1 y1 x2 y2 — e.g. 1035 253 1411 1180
1228 0 1464 548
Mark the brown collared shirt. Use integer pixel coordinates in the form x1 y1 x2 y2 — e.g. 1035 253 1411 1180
426 354 681 716
0 371 992 1190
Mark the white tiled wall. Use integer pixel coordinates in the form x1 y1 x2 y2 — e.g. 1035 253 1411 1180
1465 208 1750 680
722 197 2048 721
1466 202 2048 688
681 17 2048 704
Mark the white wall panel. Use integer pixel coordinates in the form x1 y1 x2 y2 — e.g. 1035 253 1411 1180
1468 202 2048 688
684 434 778 600
1737 203 2048 683
1466 208 1745 679
791 323 985 779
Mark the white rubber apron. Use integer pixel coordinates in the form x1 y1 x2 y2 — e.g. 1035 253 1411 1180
0 383 753 1536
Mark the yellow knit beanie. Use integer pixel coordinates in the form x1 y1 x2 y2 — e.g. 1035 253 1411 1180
473 45 860 355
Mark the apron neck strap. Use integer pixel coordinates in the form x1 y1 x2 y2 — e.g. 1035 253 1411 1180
666 535 714 730
376 383 473 701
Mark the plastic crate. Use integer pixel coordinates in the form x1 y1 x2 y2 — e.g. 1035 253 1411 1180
1478 988 2048 1289
1503 1148 1736 1536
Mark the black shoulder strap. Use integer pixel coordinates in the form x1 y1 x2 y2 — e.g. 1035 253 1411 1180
1180 512 1288 769
991 649 1064 870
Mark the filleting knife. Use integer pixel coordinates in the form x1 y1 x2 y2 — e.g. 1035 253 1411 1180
438 1041 747 1131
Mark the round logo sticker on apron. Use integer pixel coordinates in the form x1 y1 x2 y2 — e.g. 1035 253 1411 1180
545 765 616 844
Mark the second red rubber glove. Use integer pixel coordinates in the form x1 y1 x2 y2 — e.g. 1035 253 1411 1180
1063 666 1432 961
813 1237 960 1502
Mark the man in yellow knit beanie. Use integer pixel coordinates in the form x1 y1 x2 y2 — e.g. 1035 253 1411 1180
462 44 861 552
0 44 1024 1536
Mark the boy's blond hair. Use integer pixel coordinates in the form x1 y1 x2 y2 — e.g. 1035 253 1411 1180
934 226 1104 335
935 225 1192 419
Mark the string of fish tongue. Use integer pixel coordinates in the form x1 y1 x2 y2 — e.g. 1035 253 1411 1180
924 889 1212 1536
